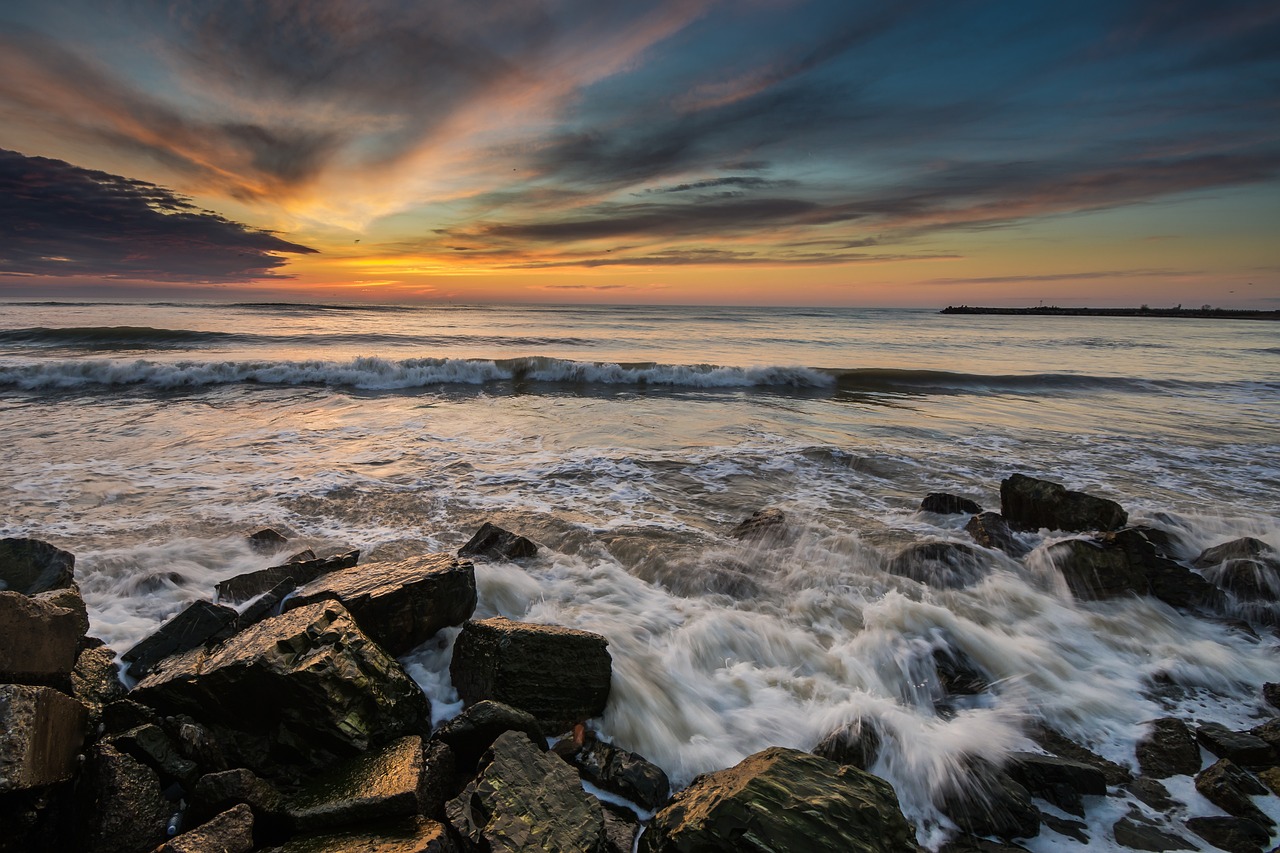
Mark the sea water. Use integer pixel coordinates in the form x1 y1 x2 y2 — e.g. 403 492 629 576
2 299 1278 849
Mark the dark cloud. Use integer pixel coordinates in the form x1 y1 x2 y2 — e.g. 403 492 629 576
0 148 315 282
920 269 1196 286
641 176 797 194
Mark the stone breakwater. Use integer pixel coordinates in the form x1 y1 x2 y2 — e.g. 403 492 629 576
2 474 1280 853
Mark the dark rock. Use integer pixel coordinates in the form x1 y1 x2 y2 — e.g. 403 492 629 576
1256 766 1280 796
0 684 88 792
132 601 432 779
287 548 318 564
248 528 289 552
165 714 231 774
921 493 983 515
101 699 159 736
1195 759 1273 829
286 735 438 831
71 644 126 727
188 767 286 829
938 838 1030 853
157 803 254 853
887 541 989 589
0 782 77 853
1047 538 1148 600
1197 722 1275 767
1000 473 1128 533
1031 724 1132 785
1184 815 1270 853
813 717 882 770
965 513 1030 558
1112 815 1196 851
0 538 75 594
1194 538 1280 569
215 551 359 605
458 522 538 561
447 730 605 853
1251 718 1280 752
1265 683 1280 710
228 579 296 634
262 816 455 852
641 746 918 853
431 700 544 778
106 723 200 789
1125 777 1177 812
1102 528 1223 611
121 600 239 679
79 743 170 853
1208 559 1280 602
552 729 671 812
450 616 611 735
601 801 639 853
286 553 476 657
1006 751 1106 817
935 647 990 697
940 760 1040 841
0 589 85 685
728 508 793 544
1040 813 1088 842
1137 718 1202 778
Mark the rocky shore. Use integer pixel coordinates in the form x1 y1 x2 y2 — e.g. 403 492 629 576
2 474 1279 852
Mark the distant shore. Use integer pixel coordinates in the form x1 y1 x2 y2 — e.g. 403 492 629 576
941 305 1280 320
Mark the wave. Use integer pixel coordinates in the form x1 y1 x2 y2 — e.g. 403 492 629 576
831 368 1171 395
0 326 598 350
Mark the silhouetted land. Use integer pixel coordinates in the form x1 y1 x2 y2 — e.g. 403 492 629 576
941 306 1279 320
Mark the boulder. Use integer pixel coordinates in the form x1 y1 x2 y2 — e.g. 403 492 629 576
1184 815 1270 853
0 538 75 594
1250 718 1280 752
430 700 545 776
1005 752 1106 817
0 684 88 792
965 513 1030 558
132 601 432 778
939 760 1040 841
886 541 988 589
1101 528 1222 611
78 743 171 853
1196 722 1275 767
934 647 990 698
1194 759 1273 829
1206 559 1280 602
287 549 318 564
457 523 537 561
247 528 289 552
188 767 286 830
1256 766 1280 797
106 723 199 789
285 735 441 831
447 730 605 853
1030 725 1131 785
0 782 78 853
1111 815 1196 851
262 816 455 853
601 801 640 853
1046 538 1148 601
1264 682 1280 710
1193 538 1279 569
286 553 476 656
552 729 671 812
0 590 85 684
1040 813 1088 842
1125 777 1176 812
121 600 239 679
921 493 983 515
1000 474 1127 533
641 746 918 853
813 717 882 771
157 803 254 853
71 644 127 726
450 617 611 735
1136 718 1201 779
729 508 793 544
215 551 359 605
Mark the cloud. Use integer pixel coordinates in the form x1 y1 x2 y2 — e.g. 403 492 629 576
918 268 1198 286
0 148 315 282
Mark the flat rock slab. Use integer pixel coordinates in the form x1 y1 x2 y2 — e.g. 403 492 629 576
159 803 254 853
216 550 359 605
263 816 455 853
1137 718 1202 779
287 553 476 656
1196 722 1275 767
0 589 85 683
450 616 611 735
0 684 88 792
0 538 75 594
1006 752 1106 817
286 735 432 831
1001 473 1127 533
121 600 239 679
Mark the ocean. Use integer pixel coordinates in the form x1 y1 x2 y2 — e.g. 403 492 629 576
2 299 1278 848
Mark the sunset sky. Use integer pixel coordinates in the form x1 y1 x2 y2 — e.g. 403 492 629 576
1 0 1277 306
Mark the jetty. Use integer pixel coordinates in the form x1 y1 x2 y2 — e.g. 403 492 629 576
941 305 1279 320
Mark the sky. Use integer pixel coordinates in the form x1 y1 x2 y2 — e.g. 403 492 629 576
0 0 1277 307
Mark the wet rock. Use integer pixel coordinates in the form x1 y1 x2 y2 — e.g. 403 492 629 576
450 616 611 735
965 512 1030 558
133 601 432 779
940 760 1040 841
457 522 537 561
287 548 317 564
228 579 297 634
1137 718 1202 779
1250 718 1280 752
447 730 605 853
102 699 160 736
157 803 254 853
887 541 989 589
121 600 239 679
286 553 476 656
1196 722 1275 767
0 684 88 792
1256 766 1280 796
1264 682 1280 710
0 538 75 594
641 746 918 853
188 767 286 829
71 644 126 726
247 528 289 552
1184 815 1270 853
1112 814 1196 851
430 700 543 778
1125 777 1177 812
0 589 85 685
1195 759 1273 829
79 743 170 853
1031 724 1132 785
935 646 991 697
813 717 882 770
938 838 1030 853
921 493 983 515
1000 473 1128 533
1207 559 1280 602
0 782 77 853
601 801 639 853
286 735 440 831
106 723 199 789
1047 538 1148 600
215 551 359 605
552 729 671 812
1006 752 1106 817
1040 813 1088 842
263 816 455 852
1194 538 1280 569
729 508 793 544
1102 528 1223 611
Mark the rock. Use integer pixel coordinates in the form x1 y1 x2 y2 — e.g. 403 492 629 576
121 600 239 679
106 723 200 789
262 816 455 852
1040 813 1088 842
1195 759 1273 829
0 538 75 594
935 646 990 697
188 767 285 829
1256 766 1280 796
1102 528 1223 611
1184 815 1270 853
79 743 171 853
1265 683 1280 710
247 528 289 552
133 601 432 779
1125 777 1177 812
1000 473 1128 533
601 801 639 853
938 838 1030 853
285 735 441 831
1208 559 1280 602
729 508 793 544
447 730 605 853
1046 538 1148 600
921 493 983 515
157 803 254 853
1197 722 1275 767
813 717 882 770
102 699 160 736
71 644 126 726
0 684 88 792
0 590 86 685
1136 718 1202 778
1194 538 1280 569
553 729 671 812
431 700 546 776
450 616 611 735
0 782 78 853
1006 752 1106 817
940 760 1040 841
228 579 297 634
1031 724 1132 785
457 523 537 561
641 746 918 853
286 553 476 656
1250 718 1280 752
965 513 1030 558
886 541 989 589
287 548 317 564
1112 815 1196 851
215 551 359 605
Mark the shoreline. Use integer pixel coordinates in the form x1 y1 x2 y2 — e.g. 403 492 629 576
941 305 1280 320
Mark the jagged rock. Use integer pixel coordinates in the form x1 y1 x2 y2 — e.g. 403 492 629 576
1112 814 1196 851
79 743 170 853
886 541 989 589
921 493 983 515
0 782 77 853
0 684 88 792
1031 725 1132 785
728 508 793 544
287 549 317 564
1102 528 1222 611
228 579 296 634
1046 538 1148 600
601 801 639 853
1040 813 1088 842
132 601 431 779
552 729 671 812
813 717 882 770
940 760 1040 841
157 803 254 853
0 590 85 684
0 538 75 594
641 746 918 853
102 699 160 736
215 551 359 605
450 617 611 735
1207 559 1280 602
1006 752 1106 817
1000 473 1127 533
262 816 455 852
121 600 239 679
935 646 990 697
1194 538 1280 569
938 838 1030 853
1137 718 1201 778
286 553 476 656
1250 718 1280 752
458 523 537 561
247 528 289 552
1125 777 1177 811
188 767 286 829
965 513 1030 558
1195 759 1273 829
1184 815 1270 853
431 700 545 776
106 723 199 788
447 730 605 853
1196 722 1275 767
1264 683 1280 710
71 644 126 726
1256 766 1280 796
